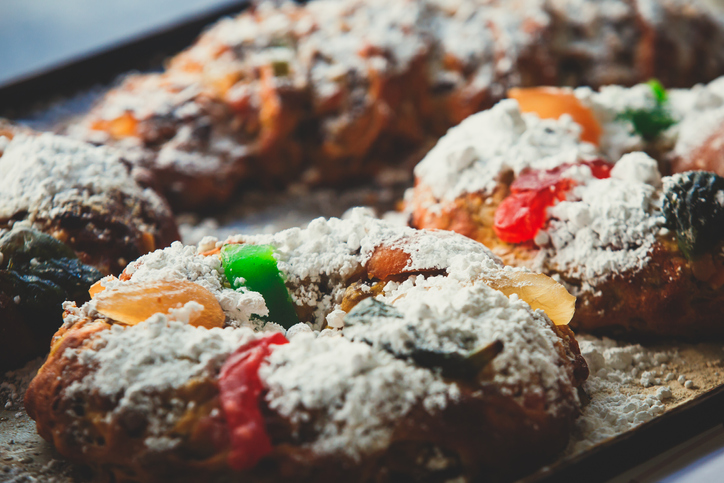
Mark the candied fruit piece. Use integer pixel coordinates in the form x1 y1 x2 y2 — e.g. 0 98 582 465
221 244 298 329
494 160 612 244
618 106 675 141
583 159 613 179
344 298 404 327
0 226 102 370
662 171 724 260
219 333 288 471
366 245 411 281
508 87 601 145
366 234 448 281
494 190 553 244
617 79 675 141
339 280 386 313
408 340 504 380
93 280 225 329
91 112 138 139
648 79 668 103
88 276 116 298
486 271 575 326
344 299 504 379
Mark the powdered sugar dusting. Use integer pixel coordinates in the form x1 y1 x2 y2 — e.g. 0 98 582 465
63 315 256 448
414 99 597 205
538 153 664 281
354 276 578 408
261 333 457 460
568 334 680 455
0 133 169 224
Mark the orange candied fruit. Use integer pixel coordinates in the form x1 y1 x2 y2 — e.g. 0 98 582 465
90 112 138 139
92 280 225 329
88 276 116 298
508 87 602 145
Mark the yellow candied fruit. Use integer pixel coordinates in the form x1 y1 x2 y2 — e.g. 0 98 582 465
92 280 225 329
486 271 576 326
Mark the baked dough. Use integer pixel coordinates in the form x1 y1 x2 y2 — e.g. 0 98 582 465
408 92 724 337
0 128 179 369
25 211 587 482
70 0 724 208
0 128 178 275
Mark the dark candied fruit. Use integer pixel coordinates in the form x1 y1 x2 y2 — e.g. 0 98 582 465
0 226 102 369
344 298 504 379
344 297 403 326
662 171 724 260
1 226 77 268
408 340 504 380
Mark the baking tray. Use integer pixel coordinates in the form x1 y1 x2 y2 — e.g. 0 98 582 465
2 3 724 482
0 0 251 115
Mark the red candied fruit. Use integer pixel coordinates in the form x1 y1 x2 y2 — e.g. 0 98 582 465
494 159 612 244
583 159 613 180
218 332 289 471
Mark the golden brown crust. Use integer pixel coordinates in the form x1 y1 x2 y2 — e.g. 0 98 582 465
26 317 234 483
562 239 724 338
25 318 111 441
671 122 724 177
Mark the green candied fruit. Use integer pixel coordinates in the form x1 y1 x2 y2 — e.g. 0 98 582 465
344 298 504 380
221 244 299 329
616 78 676 141
647 79 668 104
